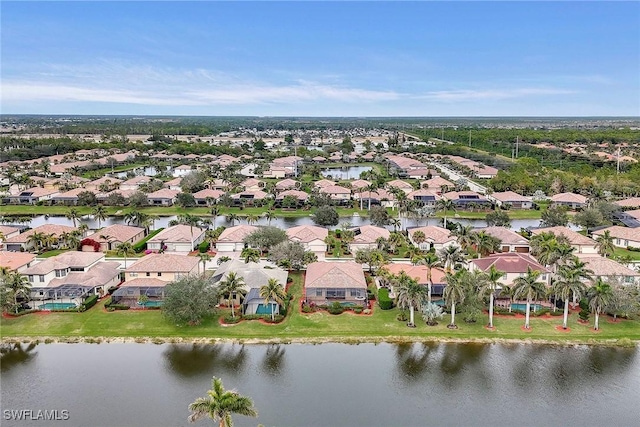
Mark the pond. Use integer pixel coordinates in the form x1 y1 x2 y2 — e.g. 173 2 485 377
321 165 372 180
1 342 638 427
114 166 171 179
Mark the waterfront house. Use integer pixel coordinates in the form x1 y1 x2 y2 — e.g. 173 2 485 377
193 189 225 206
146 224 205 253
0 252 36 273
442 191 491 209
146 189 180 206
4 224 80 252
479 227 530 253
382 263 448 298
407 189 440 207
348 225 390 253
386 179 414 194
304 261 367 306
489 191 533 209
550 192 588 210
91 224 146 252
0 225 21 249
319 185 352 203
614 197 640 209
286 225 328 260
408 226 457 252
468 252 551 288
6 187 59 205
51 188 95 205
275 189 309 207
576 254 640 286
124 253 199 282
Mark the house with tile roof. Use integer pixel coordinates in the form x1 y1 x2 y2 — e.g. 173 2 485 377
193 189 225 206
0 252 36 273
305 261 367 306
319 185 351 202
489 191 533 209
382 263 448 297
531 226 599 254
479 227 530 253
4 224 80 252
592 226 640 249
0 225 21 249
146 189 180 206
215 225 259 253
91 224 146 251
408 225 457 252
286 225 328 259
469 253 551 288
5 187 60 204
124 253 199 282
421 177 455 193
349 225 390 253
576 254 640 286
550 192 588 209
146 224 205 253
614 197 640 209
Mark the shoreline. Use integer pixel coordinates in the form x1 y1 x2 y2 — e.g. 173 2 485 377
2 335 638 348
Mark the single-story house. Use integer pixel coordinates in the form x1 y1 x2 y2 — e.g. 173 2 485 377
241 178 265 191
91 224 146 251
313 179 336 189
489 191 533 209
119 176 151 191
349 225 390 253
209 259 288 314
124 253 199 282
531 226 599 254
215 225 259 253
319 185 352 202
231 190 271 206
275 190 309 207
421 177 454 193
172 164 193 178
550 192 588 209
305 261 367 306
146 224 205 253
0 251 36 273
386 179 414 194
469 252 551 289
193 189 225 206
592 226 640 249
147 189 180 206
614 197 640 210
576 254 640 286
354 189 396 209
275 179 299 191
0 225 21 249
85 176 122 192
286 225 328 260
443 191 491 208
382 263 448 297
5 187 59 204
110 278 169 307
4 224 80 252
408 226 457 252
479 226 530 253
407 189 440 207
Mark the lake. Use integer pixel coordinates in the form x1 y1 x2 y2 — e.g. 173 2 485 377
1 342 638 427
321 165 372 179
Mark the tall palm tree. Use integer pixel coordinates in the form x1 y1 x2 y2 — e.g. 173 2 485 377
366 182 379 210
595 230 615 258
188 376 258 426
587 278 614 331
197 253 211 275
27 231 45 252
263 211 276 226
479 265 504 328
116 242 135 269
554 259 592 329
472 231 501 258
437 245 465 272
443 269 467 328
226 213 239 226
394 272 428 326
260 278 287 322
417 252 441 303
210 206 221 229
92 205 108 229
219 272 246 318
245 214 259 225
3 272 31 314
66 208 81 228
436 198 456 229
453 224 475 251
411 230 426 248
513 267 547 329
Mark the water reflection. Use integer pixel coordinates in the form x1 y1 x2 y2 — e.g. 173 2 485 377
394 343 434 382
0 342 38 371
260 344 286 377
163 343 247 378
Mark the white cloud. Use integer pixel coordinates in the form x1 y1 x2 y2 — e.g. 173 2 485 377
416 88 576 102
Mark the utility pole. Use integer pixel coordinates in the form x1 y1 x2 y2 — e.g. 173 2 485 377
616 146 621 174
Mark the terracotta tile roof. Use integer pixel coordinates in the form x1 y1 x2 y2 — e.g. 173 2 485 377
120 277 168 287
217 225 259 243
314 179 336 188
351 225 390 244
305 261 366 289
575 254 640 278
148 224 205 244
386 179 413 190
275 179 298 190
408 189 440 200
276 189 308 200
45 261 120 289
231 190 269 199
408 226 455 244
0 225 21 237
490 191 530 203
532 227 597 246
626 209 640 220
287 225 328 243
88 176 122 186
120 176 151 186
470 253 549 274
93 224 145 244
11 186 59 197
5 224 77 244
613 197 640 208
422 177 454 189
480 227 530 246
592 226 640 243
383 263 447 285
193 189 225 199
125 253 199 273
146 189 180 199
0 252 36 271
350 179 371 190
23 251 104 275
550 192 587 204
319 185 351 195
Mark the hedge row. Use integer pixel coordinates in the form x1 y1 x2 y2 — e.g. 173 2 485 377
81 294 99 311
132 228 164 253
378 288 393 310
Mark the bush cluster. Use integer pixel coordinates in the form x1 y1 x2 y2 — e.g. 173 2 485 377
378 288 393 310
327 302 345 315
81 294 99 311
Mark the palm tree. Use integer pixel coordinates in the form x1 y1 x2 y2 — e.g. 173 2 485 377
260 278 287 322
411 230 426 248
436 198 456 229
210 206 221 228
394 272 428 326
241 248 260 264
188 376 258 426
417 252 441 303
387 232 405 255
263 211 277 226
219 272 246 318
389 218 401 233
245 214 259 225
116 242 135 269
479 265 504 329
472 231 501 258
595 230 615 258
587 278 614 331
227 213 239 226
3 272 31 314
66 208 81 228
437 245 465 272
92 205 108 228
443 269 467 328
554 259 592 329
197 253 211 275
27 231 45 252
513 267 547 329
366 183 379 210
453 224 474 251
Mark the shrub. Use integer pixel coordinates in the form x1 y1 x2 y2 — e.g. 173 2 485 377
301 302 315 313
327 301 345 315
353 306 363 314
108 304 130 310
579 298 589 311
367 289 376 301
223 314 242 324
397 311 408 322
579 309 590 322
198 241 210 253
627 246 640 252
378 288 393 310
81 294 99 311
107 286 118 295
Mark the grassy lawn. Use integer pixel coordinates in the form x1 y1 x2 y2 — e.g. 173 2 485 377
613 247 640 261
2 272 638 344
38 249 70 258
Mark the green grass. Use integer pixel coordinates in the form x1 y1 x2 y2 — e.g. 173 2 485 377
613 247 640 261
38 249 69 258
2 272 638 344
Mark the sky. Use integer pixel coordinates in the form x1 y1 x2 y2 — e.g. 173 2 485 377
1 1 639 117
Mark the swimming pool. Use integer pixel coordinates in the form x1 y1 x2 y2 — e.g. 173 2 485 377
255 303 277 314
510 303 544 312
38 302 77 310
139 300 163 307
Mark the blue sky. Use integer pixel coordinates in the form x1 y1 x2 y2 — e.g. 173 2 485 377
1 1 639 116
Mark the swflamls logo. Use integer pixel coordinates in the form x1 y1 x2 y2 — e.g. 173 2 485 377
3 409 70 421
